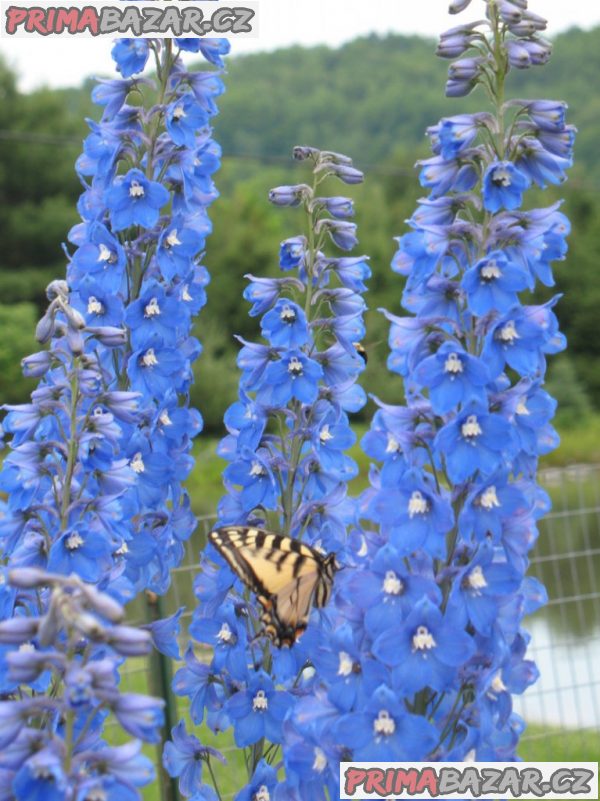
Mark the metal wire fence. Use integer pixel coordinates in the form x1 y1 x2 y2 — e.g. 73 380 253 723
122 464 600 800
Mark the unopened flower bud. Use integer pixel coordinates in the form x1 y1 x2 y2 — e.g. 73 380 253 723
0 616 40 644
449 0 472 13
79 584 124 623
8 567 55 589
45 279 69 301
293 145 320 161
268 184 312 207
21 351 52 378
86 326 128 347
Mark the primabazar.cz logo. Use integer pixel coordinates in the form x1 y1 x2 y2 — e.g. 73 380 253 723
340 762 599 800
0 0 258 37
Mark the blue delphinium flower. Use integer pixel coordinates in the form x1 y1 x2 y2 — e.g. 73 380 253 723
482 161 531 212
176 147 368 799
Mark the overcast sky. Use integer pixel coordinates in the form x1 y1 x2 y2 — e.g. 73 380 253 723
0 0 599 92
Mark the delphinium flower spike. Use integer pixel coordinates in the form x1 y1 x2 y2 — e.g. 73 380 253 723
0 38 228 601
277 1 574 796
170 147 369 800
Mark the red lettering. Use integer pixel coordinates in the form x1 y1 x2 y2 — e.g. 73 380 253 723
78 6 98 34
393 769 419 794
25 7 48 33
365 769 387 795
5 6 27 33
416 768 438 795
55 7 78 33
344 768 367 795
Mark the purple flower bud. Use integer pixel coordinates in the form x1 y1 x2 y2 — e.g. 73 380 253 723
79 584 124 623
105 625 153 656
21 351 52 378
436 33 473 59
99 391 141 423
316 196 355 219
86 325 128 347
8 567 54 589
328 163 364 185
293 145 320 161
508 11 547 35
448 56 484 81
0 616 40 644
449 0 472 12
45 279 69 301
315 220 358 251
66 326 85 355
498 0 524 25
268 185 312 207
319 150 354 166
35 307 57 344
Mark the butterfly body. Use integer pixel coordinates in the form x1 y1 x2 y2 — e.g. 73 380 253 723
208 526 338 647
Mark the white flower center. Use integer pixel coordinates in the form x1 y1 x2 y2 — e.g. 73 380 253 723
129 180 145 198
173 105 186 121
492 166 512 187
498 320 519 343
312 747 327 773
463 749 477 763
319 425 334 444
468 565 488 591
481 261 502 281
115 542 129 556
98 243 112 263
478 485 500 510
337 651 353 677
373 710 396 736
87 296 104 315
144 297 161 318
19 642 35 653
412 624 436 652
287 356 304 377
383 570 403 596
182 284 192 302
385 434 400 454
491 671 507 694
408 490 429 517
252 690 268 712
166 229 181 248
159 411 173 427
254 786 270 801
130 452 145 474
66 532 84 551
142 348 158 367
516 399 530 415
444 352 464 375
461 414 482 440
217 622 233 643
249 461 266 478
280 305 297 324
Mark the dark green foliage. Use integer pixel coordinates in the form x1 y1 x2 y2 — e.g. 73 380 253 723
0 304 39 404
1 29 600 429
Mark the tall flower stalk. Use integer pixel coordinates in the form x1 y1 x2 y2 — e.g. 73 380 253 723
0 37 227 599
171 147 369 801
0 36 227 801
272 1 574 796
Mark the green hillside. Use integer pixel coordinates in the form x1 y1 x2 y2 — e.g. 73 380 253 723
0 27 598 430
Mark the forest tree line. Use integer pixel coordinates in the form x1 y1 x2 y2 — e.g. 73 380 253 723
0 27 598 431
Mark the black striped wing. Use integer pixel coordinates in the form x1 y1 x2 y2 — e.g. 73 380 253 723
208 526 337 646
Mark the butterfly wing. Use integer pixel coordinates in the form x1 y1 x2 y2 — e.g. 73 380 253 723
208 526 336 646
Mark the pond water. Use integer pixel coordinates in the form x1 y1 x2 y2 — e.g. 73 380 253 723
514 464 600 730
